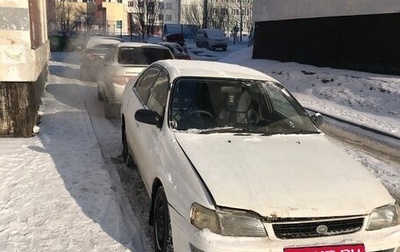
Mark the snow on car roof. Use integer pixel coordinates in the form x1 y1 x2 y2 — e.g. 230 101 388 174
116 42 170 49
86 37 124 48
155 60 279 82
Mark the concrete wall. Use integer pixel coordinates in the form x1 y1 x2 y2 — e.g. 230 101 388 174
252 0 400 75
0 0 49 82
253 0 400 21
0 0 49 137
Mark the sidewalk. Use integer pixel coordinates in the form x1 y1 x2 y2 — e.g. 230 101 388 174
0 79 139 251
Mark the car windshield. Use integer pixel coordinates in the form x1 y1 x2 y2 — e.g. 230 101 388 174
169 78 320 135
87 44 115 55
117 47 173 65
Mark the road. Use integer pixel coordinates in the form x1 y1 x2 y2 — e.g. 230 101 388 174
320 123 400 167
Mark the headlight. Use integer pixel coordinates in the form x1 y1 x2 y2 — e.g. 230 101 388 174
190 203 267 237
367 203 399 230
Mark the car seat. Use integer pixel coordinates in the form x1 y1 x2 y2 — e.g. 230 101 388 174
218 90 259 124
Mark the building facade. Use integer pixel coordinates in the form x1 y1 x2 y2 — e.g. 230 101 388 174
252 0 400 75
0 0 49 136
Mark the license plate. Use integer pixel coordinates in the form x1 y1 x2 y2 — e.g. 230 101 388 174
284 244 365 252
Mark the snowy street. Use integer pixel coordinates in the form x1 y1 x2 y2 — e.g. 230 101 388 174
0 42 399 251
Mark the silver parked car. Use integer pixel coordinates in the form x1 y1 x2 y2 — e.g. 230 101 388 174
98 42 174 118
79 36 124 81
121 60 400 252
195 28 228 51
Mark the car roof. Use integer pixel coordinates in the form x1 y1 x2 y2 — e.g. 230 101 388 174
86 36 124 48
158 41 181 47
116 42 171 49
154 60 278 82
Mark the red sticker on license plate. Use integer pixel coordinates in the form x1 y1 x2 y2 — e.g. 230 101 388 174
284 244 365 252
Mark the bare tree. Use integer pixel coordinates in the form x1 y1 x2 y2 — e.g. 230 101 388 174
53 1 86 35
208 2 229 31
227 0 253 41
181 1 228 32
129 0 163 41
181 3 202 28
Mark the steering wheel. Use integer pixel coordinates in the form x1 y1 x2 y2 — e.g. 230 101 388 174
188 110 214 118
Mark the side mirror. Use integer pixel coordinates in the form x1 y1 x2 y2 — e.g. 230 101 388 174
135 109 162 128
310 113 323 127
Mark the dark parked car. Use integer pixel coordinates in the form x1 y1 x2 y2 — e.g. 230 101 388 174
158 41 190 60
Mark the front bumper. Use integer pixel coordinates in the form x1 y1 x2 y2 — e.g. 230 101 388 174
169 206 400 252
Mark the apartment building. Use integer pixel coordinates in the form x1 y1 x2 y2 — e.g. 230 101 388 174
180 0 253 35
46 0 252 37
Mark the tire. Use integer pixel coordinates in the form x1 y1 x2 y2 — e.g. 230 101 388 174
122 123 135 168
222 47 227 51
153 186 173 252
104 101 119 119
97 85 104 101
80 70 88 81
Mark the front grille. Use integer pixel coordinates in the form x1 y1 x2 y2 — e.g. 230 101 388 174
272 217 364 239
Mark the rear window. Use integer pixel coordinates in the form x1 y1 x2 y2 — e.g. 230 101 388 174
117 47 173 64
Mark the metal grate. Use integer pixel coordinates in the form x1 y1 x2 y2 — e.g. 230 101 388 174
272 217 364 239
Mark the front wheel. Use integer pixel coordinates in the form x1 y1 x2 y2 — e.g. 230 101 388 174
153 186 173 252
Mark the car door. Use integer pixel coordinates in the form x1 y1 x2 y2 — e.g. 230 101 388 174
126 66 169 191
99 46 117 96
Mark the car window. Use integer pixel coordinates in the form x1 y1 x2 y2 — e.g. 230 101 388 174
169 78 320 134
135 67 160 104
103 46 116 62
173 45 184 53
118 47 173 65
146 71 169 117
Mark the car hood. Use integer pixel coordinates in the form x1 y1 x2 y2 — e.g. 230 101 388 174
174 133 393 218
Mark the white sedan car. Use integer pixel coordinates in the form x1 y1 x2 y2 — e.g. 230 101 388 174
98 42 174 118
121 60 400 252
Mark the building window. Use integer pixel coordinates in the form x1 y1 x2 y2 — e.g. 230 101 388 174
165 14 172 21
128 1 134 7
165 2 172 9
138 0 144 8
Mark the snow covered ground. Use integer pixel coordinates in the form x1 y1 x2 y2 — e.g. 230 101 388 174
0 39 399 251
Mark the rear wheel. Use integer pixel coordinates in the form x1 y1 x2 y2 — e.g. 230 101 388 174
104 101 120 119
122 123 135 168
80 70 88 81
97 85 104 101
153 186 173 252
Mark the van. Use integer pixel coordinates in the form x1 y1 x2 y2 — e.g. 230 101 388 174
195 28 228 51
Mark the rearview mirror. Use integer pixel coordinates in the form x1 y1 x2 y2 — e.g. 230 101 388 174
310 113 323 127
135 109 162 128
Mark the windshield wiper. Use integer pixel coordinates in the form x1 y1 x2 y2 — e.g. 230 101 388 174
198 126 252 134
